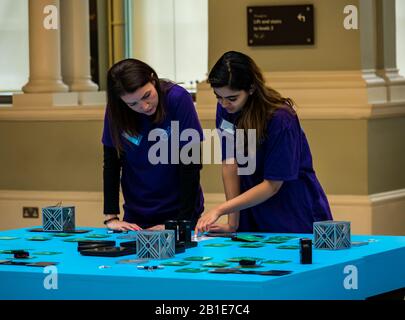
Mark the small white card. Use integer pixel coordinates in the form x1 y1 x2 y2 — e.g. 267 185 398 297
219 119 235 135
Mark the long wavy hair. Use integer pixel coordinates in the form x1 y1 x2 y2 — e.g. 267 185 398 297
106 58 173 153
208 51 295 144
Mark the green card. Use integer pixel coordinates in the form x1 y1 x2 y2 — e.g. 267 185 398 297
161 261 191 267
184 256 213 261
263 236 298 243
0 237 19 240
276 245 300 250
63 238 89 242
263 260 291 264
226 256 265 262
0 249 33 254
175 268 209 273
26 236 52 241
202 262 231 268
273 236 298 240
32 251 62 255
116 259 148 264
239 243 266 248
51 233 73 237
231 235 263 242
262 239 287 244
203 243 233 248
85 234 110 239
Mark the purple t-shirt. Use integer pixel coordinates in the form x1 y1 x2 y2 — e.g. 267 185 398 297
102 84 204 227
216 104 332 233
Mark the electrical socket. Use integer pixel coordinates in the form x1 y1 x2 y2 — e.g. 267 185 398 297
23 207 39 219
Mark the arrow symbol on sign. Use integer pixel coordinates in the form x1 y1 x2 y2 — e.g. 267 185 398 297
297 13 306 22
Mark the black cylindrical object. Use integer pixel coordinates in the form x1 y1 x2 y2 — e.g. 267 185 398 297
165 220 180 242
178 220 191 244
14 250 29 259
300 238 312 264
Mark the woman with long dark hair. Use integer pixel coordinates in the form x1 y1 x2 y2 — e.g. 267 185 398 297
102 58 204 231
195 51 332 234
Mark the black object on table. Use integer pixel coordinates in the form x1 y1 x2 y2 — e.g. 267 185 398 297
13 250 30 259
79 246 136 257
208 268 292 276
29 228 91 234
77 240 116 252
239 259 257 267
0 260 58 267
205 232 237 238
300 238 312 264
119 240 137 248
175 241 186 254
165 219 197 250
178 220 191 243
165 220 179 242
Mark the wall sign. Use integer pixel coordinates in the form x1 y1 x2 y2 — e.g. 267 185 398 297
247 5 314 46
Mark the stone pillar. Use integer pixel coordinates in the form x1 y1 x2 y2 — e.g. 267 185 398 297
22 0 68 93
109 0 126 65
60 0 98 92
359 0 386 103
376 0 405 102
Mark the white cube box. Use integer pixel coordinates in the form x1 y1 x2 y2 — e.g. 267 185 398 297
136 230 175 259
313 220 351 250
42 206 75 232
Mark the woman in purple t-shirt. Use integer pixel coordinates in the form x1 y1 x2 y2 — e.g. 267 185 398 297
195 51 332 234
102 59 204 231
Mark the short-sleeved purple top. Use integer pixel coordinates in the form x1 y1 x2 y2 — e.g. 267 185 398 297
102 84 204 227
216 104 332 233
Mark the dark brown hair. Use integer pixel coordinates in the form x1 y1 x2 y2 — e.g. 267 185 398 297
106 58 173 153
208 51 295 144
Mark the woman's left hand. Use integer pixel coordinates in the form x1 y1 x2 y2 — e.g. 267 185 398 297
194 208 222 235
146 224 165 231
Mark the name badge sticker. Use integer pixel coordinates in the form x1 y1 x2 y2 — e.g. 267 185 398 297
219 119 235 135
123 132 143 146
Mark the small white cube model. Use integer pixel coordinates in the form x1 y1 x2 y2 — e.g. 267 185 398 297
42 205 75 232
136 230 175 259
313 220 351 250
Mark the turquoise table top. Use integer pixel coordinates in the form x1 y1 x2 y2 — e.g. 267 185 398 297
0 227 404 300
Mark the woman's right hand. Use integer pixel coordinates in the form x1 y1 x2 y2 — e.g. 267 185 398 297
208 223 237 233
106 219 143 231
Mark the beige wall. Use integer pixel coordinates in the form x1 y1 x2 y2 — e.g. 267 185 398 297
0 121 103 191
368 117 405 194
0 120 224 194
1 117 404 197
208 0 361 71
301 119 368 195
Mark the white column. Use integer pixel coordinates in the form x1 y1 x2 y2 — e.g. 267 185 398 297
359 0 387 104
60 0 98 92
22 0 68 93
377 0 405 102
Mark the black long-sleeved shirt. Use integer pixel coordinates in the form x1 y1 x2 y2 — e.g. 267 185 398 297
103 145 202 225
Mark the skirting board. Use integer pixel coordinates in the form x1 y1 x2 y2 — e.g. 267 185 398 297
0 189 404 235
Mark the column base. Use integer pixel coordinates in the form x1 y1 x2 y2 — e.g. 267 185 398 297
362 70 387 104
378 68 405 102
78 91 106 106
22 80 69 93
12 92 79 108
69 79 99 92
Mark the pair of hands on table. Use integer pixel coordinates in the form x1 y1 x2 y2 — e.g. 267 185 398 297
194 208 237 235
106 219 164 232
